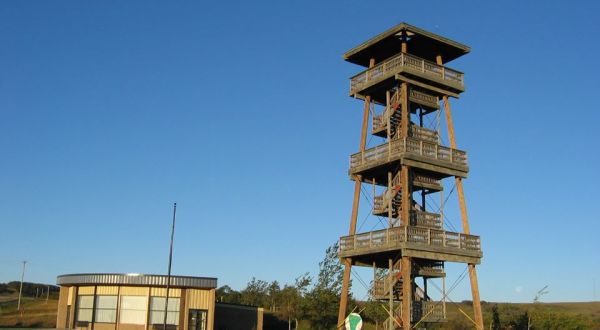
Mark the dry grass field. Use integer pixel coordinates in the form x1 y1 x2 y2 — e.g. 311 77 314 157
0 294 58 328
0 292 598 329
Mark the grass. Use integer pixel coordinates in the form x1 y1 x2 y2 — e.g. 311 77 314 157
0 294 58 328
1 294 598 329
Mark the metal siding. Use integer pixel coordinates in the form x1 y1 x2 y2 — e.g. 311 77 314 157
97 286 119 295
57 273 216 289
120 287 149 296
78 286 95 295
186 289 211 309
149 287 181 297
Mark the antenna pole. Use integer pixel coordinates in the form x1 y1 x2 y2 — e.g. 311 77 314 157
17 261 27 312
163 203 177 330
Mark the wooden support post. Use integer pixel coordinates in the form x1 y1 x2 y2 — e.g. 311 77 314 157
442 275 447 318
401 166 410 226
438 54 484 330
338 59 375 327
388 172 393 227
389 258 394 330
401 256 411 329
400 82 411 227
400 83 409 139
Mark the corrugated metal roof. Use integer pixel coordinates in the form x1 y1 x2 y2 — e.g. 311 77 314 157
57 273 217 289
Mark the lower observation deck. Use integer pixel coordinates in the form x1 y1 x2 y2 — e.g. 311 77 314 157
349 137 468 180
339 226 482 265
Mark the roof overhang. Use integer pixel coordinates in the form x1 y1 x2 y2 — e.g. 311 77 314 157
57 273 217 289
344 22 470 67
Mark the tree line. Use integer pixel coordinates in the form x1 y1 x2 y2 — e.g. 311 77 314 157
214 243 385 330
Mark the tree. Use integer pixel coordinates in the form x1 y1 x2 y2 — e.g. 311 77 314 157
491 304 501 330
278 285 302 330
267 280 281 311
241 277 269 307
302 242 347 330
216 285 242 304
315 242 345 293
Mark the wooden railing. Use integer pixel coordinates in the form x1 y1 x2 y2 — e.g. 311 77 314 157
413 174 441 187
372 89 439 134
350 52 464 94
371 194 442 229
410 211 442 229
409 89 439 109
339 226 481 253
383 301 445 328
372 276 401 298
418 301 445 322
349 137 467 170
416 261 445 276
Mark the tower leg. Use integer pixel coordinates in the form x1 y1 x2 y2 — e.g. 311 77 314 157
338 178 362 325
468 264 483 329
338 63 373 324
389 258 394 329
338 258 352 326
442 95 484 329
401 256 411 329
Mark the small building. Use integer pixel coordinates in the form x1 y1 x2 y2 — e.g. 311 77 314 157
56 273 264 330
56 273 220 330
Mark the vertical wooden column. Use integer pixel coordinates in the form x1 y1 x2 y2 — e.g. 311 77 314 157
401 256 411 328
437 55 484 330
388 172 393 227
400 82 410 226
338 59 376 327
398 34 412 326
388 258 394 329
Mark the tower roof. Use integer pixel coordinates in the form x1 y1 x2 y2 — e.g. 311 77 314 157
344 22 470 67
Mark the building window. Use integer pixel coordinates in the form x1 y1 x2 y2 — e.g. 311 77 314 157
119 296 148 325
149 297 180 325
76 295 94 322
95 295 118 323
188 310 207 330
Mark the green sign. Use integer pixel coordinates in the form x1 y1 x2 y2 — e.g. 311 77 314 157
345 313 363 330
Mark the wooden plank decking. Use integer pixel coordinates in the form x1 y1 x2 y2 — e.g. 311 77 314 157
349 137 469 178
339 226 482 265
349 52 465 96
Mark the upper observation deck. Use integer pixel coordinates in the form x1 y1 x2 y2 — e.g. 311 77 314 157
344 23 470 98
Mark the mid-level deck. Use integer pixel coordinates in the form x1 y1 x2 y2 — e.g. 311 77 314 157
349 137 468 179
349 52 465 97
339 226 482 265
351 170 444 190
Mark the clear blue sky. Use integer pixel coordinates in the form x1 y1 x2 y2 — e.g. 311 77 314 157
1 1 599 303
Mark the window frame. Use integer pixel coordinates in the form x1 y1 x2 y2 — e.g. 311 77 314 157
75 295 94 323
94 295 118 323
149 296 180 326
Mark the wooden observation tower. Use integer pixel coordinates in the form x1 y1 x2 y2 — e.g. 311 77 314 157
337 23 484 329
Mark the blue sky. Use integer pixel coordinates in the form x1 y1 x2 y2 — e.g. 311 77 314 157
1 1 599 303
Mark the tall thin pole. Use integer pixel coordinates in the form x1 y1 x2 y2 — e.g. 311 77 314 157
163 203 177 330
17 261 27 312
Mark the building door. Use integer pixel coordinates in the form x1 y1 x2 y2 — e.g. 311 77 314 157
188 310 207 330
